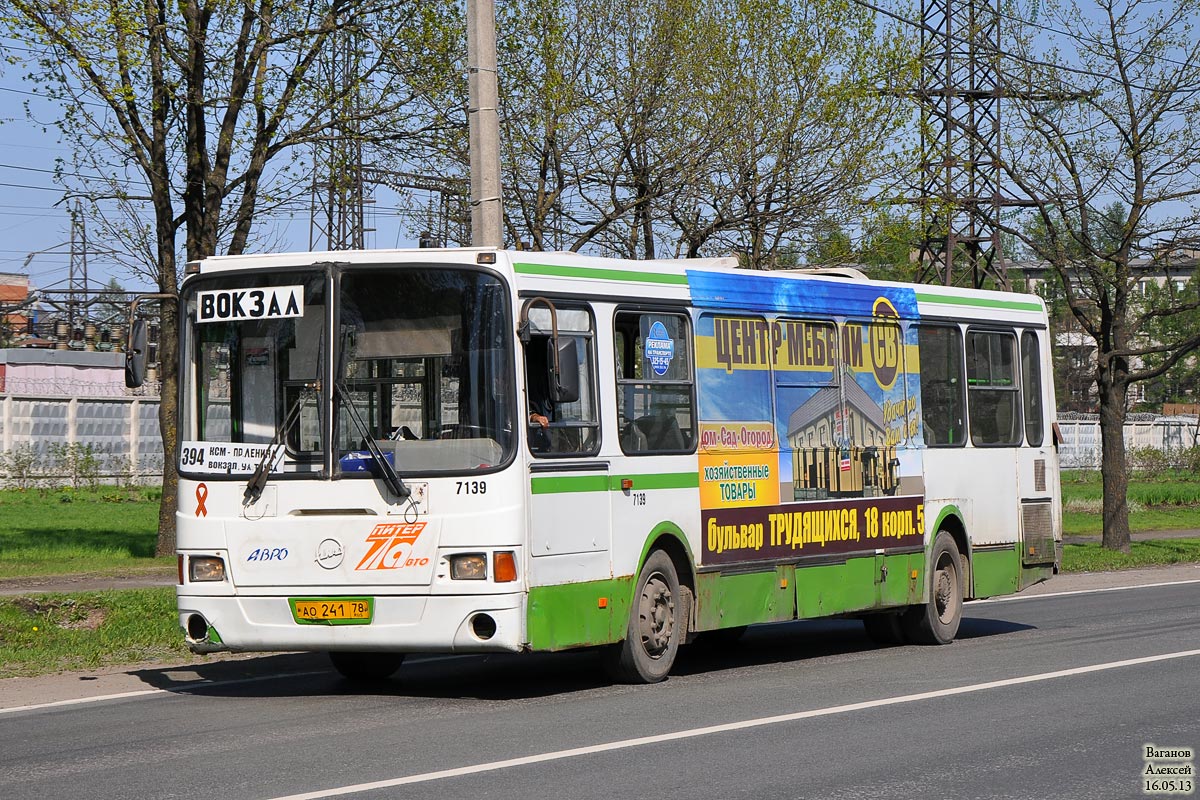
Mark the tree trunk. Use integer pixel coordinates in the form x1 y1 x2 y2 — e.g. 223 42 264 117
1097 377 1131 553
155 297 180 557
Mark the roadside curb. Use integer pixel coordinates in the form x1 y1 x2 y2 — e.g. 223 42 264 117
1018 562 1200 595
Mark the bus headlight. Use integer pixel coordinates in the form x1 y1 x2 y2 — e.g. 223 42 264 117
449 553 487 580
189 556 227 582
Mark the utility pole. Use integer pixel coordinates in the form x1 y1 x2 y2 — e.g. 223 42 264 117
913 0 1076 289
916 0 1010 289
68 202 89 334
466 0 503 248
306 2 496 252
308 24 374 251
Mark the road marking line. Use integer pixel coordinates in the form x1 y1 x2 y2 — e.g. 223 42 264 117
0 688 166 714
0 671 327 716
265 647 1200 800
0 657 472 719
971 577 1200 604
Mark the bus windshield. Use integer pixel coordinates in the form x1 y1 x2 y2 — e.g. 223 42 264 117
335 267 514 475
179 265 515 479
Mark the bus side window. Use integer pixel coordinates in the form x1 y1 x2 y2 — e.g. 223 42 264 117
614 310 695 454
916 325 966 447
1021 331 1044 446
966 330 1022 447
522 304 600 457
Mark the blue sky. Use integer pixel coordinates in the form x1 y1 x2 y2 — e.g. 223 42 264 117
0 51 434 296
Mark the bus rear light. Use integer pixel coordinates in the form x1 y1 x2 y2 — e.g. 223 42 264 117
450 554 487 580
493 551 517 582
189 556 227 582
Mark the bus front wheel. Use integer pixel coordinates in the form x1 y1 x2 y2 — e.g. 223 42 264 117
605 550 683 683
328 651 405 682
902 531 963 645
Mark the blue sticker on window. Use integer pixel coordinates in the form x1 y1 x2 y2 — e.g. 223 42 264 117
646 321 675 376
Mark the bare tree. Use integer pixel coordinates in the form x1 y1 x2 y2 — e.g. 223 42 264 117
992 0 1200 551
493 0 715 256
664 0 913 267
493 0 609 251
486 0 912 260
2 0 456 553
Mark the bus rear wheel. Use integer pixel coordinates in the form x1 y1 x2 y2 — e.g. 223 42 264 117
604 550 682 683
902 531 963 645
328 651 405 682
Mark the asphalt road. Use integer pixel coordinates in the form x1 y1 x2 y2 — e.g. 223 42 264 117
1 575 1197 800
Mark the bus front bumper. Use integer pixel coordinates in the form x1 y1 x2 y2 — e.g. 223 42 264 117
178 591 525 655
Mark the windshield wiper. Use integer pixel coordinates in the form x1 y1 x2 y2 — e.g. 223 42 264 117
243 383 314 506
335 381 411 500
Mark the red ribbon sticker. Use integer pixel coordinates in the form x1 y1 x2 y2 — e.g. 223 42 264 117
195 483 208 517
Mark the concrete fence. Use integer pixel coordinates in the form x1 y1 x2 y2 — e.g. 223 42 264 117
1056 415 1200 469
0 393 163 485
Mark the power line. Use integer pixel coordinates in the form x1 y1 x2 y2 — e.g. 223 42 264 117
990 2 1200 75
0 84 40 97
0 180 63 192
849 0 1200 94
0 160 151 189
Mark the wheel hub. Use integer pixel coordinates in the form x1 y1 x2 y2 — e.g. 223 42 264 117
934 563 956 623
639 575 674 658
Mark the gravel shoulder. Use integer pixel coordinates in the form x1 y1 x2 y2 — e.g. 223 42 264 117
0 567 177 597
2 562 1198 712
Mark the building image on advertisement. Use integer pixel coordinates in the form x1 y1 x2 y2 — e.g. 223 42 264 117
786 378 897 500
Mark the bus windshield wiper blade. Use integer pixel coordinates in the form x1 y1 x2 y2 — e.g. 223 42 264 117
335 381 411 499
243 384 313 506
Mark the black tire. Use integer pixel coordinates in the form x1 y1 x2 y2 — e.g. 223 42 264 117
328 651 405 681
862 612 906 646
604 550 683 683
902 531 964 645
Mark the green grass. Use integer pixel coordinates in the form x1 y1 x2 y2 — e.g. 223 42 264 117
1060 471 1200 535
1061 471 1200 506
1061 538 1200 573
1063 505 1200 535
0 487 163 578
0 588 191 679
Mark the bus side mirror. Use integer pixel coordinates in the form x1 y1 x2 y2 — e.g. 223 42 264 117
125 319 148 388
551 337 579 404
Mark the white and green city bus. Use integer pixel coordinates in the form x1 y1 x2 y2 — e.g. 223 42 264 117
129 248 1062 683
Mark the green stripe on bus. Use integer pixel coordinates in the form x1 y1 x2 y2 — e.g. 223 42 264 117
914 292 1043 312
530 475 610 494
530 471 699 495
514 261 689 286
